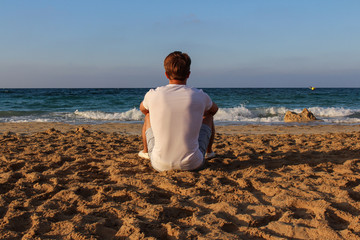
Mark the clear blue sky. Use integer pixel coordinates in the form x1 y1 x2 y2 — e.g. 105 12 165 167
1 0 360 88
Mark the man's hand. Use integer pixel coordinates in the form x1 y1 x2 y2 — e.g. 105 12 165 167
140 102 149 115
204 102 218 117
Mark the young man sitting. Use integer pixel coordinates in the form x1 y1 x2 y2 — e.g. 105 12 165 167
139 51 218 171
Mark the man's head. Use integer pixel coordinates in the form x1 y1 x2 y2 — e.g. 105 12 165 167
164 51 191 81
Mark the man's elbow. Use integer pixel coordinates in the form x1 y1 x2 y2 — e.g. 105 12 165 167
140 108 149 115
205 103 218 116
140 102 149 115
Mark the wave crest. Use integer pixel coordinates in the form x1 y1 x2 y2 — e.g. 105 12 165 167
307 107 354 117
215 106 360 124
74 108 143 121
2 106 359 124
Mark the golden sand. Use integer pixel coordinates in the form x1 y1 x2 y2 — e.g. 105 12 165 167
0 123 360 239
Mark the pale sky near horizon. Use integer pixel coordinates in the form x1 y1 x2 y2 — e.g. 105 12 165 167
1 0 360 88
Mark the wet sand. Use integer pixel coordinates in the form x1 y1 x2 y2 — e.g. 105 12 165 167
0 123 360 239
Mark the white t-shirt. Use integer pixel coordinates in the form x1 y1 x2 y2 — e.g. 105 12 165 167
143 84 213 171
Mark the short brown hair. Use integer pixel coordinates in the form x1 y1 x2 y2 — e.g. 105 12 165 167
164 51 191 81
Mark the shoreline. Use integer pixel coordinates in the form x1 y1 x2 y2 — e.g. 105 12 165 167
0 122 359 135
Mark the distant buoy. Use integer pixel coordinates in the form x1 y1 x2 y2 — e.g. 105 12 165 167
309 87 316 91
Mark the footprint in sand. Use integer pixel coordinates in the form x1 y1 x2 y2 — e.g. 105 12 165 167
325 209 350 231
146 190 172 205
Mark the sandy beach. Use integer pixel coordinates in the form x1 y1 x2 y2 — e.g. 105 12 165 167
1 122 360 239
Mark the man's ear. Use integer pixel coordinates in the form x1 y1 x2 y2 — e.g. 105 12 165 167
165 72 170 80
187 71 191 79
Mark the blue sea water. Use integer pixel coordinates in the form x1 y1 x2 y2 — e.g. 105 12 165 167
1 88 359 125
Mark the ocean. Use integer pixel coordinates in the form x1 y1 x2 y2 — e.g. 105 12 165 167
1 88 359 125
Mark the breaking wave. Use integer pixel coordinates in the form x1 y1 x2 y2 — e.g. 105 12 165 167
72 106 360 124
2 106 359 125
73 108 143 121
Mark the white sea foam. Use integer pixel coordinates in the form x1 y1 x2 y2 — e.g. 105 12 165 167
2 106 360 125
215 105 253 122
307 107 354 117
74 108 143 121
253 107 288 117
72 106 360 124
215 105 360 124
214 106 286 123
8 118 55 123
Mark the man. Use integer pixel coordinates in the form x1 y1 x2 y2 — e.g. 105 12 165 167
139 51 218 171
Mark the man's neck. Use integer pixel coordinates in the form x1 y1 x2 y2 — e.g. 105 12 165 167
169 79 187 85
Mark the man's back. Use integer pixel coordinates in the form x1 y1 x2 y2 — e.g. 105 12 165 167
143 84 212 171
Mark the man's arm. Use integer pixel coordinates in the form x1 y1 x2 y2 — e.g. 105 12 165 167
140 101 149 115
204 102 218 116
